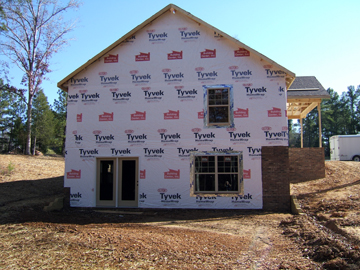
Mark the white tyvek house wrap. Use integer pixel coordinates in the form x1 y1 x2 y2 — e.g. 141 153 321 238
64 11 288 208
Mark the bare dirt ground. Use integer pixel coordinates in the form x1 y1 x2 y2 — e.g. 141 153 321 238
0 155 360 269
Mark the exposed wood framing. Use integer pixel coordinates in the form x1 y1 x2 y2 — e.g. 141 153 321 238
287 98 322 120
300 118 303 148
287 98 323 148
318 103 322 148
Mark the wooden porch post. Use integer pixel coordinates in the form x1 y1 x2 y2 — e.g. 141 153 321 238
300 118 303 148
318 103 322 148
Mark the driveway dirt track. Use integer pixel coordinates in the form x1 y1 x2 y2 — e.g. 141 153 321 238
1 155 360 269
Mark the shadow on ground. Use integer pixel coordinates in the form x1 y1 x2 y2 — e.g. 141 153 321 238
0 176 283 225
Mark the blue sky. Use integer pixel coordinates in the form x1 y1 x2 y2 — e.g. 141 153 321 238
3 0 360 105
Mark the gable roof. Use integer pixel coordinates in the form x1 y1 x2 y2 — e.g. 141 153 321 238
287 76 330 119
57 4 295 91
288 76 330 99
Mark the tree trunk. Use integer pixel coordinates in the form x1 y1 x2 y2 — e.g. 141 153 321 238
25 95 33 155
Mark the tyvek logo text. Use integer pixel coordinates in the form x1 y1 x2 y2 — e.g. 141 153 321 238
159 132 181 143
247 147 261 159
228 129 251 142
100 75 119 85
111 148 131 155
230 68 252 80
179 28 200 41
132 73 151 84
95 134 115 144
79 148 99 158
143 148 164 158
148 31 168 42
177 147 198 158
196 68 218 81
232 193 253 203
196 196 216 204
70 77 88 86
126 130 147 144
160 192 181 203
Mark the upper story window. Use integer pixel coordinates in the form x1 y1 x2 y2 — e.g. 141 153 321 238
208 88 229 124
203 84 234 128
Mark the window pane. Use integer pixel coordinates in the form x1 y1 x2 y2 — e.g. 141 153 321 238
195 174 215 192
195 156 215 173
209 89 228 105
208 93 216 105
218 156 238 172
99 160 114 200
209 107 228 123
218 174 238 192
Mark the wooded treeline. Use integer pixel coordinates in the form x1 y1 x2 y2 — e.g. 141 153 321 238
0 80 67 155
1 82 359 156
0 0 79 155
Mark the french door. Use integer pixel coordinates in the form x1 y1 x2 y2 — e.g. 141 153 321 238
96 158 138 207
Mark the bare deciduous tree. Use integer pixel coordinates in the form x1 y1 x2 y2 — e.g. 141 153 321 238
0 0 79 155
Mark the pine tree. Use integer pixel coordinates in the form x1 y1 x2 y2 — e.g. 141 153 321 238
32 89 54 153
52 89 67 155
0 79 26 152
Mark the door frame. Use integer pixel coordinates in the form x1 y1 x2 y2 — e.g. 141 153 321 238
118 157 139 207
96 157 138 207
96 158 116 207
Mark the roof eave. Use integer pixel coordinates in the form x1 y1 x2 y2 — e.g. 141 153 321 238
171 5 296 86
57 4 175 91
287 94 331 100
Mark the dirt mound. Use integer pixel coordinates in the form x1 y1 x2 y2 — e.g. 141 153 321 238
281 216 360 269
0 154 65 223
291 161 360 197
287 160 360 269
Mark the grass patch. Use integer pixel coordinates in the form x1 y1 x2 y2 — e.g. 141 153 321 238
45 149 57 155
1 161 15 175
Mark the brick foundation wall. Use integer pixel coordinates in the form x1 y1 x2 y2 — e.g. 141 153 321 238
289 148 325 183
261 146 290 212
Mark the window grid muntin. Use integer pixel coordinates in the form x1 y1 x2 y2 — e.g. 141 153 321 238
207 87 230 125
194 155 240 193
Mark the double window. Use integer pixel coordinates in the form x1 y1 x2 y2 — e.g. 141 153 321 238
193 154 242 194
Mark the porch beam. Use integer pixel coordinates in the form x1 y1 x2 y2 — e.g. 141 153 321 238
300 102 318 119
300 118 303 148
318 103 322 148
